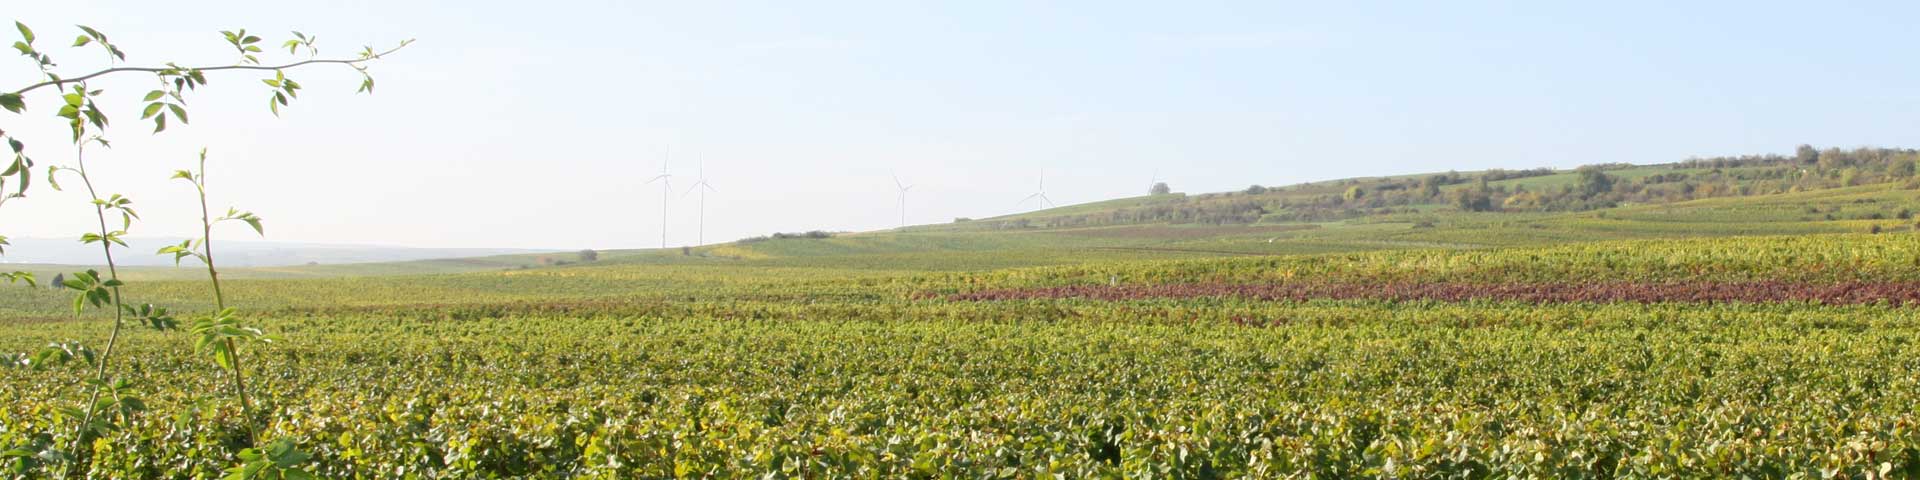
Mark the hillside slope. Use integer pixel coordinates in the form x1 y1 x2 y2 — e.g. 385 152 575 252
12 147 1914 281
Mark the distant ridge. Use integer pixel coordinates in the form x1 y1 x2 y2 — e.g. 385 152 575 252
0 236 559 267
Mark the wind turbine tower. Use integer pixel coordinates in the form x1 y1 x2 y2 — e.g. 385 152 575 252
643 148 674 249
893 174 913 228
683 163 718 246
1019 171 1056 210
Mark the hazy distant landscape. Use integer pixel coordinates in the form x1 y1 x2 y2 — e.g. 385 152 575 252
0 236 554 267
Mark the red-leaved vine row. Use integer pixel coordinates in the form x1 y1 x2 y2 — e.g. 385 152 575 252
938 281 1920 305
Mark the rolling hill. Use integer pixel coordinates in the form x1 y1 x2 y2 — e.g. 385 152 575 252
11 146 1917 283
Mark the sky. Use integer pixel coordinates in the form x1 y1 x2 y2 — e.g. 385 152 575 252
2 1 1917 250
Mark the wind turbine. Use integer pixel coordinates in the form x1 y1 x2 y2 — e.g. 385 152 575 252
643 147 673 249
1019 170 1055 210
682 162 718 246
892 174 913 228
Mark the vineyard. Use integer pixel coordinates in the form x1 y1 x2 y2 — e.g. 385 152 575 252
4 234 1920 477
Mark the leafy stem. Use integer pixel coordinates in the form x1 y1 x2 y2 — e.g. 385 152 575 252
162 149 266 445
53 137 130 473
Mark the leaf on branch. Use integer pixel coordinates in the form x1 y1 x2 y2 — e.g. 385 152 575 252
125 304 177 331
0 93 23 113
15 22 33 44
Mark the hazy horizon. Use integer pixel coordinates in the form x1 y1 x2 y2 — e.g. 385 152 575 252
5 1 1917 250
0 235 560 267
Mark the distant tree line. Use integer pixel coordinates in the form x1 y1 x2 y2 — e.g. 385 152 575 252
739 231 836 243
962 145 1920 229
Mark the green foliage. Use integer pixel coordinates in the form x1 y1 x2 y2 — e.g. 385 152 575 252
1 21 404 477
219 29 265 64
1450 183 1493 211
1576 165 1615 196
224 438 315 480
8 299 1920 477
122 304 176 331
1 432 63 474
189 308 271 370
1 21 408 208
16 340 96 371
2 228 1920 476
59 269 120 314
1894 158 1919 178
0 234 29 285
221 208 264 235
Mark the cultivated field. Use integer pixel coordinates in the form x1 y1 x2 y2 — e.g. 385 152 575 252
6 228 1920 477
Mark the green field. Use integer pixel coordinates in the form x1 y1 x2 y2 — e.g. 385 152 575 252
7 164 1920 477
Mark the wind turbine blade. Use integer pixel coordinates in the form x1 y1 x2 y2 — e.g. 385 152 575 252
702 183 718 193
643 175 669 185
1018 193 1042 205
893 174 905 190
1040 194 1055 207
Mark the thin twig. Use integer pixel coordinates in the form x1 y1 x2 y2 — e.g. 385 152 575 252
12 41 413 96
67 142 126 478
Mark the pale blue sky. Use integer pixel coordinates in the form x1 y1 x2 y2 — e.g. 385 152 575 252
4 1 1916 249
